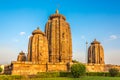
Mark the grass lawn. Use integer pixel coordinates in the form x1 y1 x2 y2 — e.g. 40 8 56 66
0 75 120 80
28 76 120 80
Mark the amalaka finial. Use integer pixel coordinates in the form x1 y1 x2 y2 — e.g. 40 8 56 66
37 27 40 30
94 38 96 41
86 41 88 44
56 9 59 14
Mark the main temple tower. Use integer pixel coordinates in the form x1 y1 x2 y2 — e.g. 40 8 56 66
45 10 72 63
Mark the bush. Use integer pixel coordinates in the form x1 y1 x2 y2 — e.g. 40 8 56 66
37 72 60 78
109 68 119 77
72 60 79 63
0 67 2 73
59 72 72 77
71 63 86 78
0 75 23 80
86 72 110 76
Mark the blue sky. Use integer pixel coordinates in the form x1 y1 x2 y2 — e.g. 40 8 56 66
0 0 120 65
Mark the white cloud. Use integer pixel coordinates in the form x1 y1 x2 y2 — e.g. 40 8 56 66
20 32 26 36
109 35 118 40
13 39 19 42
81 35 85 39
28 35 32 38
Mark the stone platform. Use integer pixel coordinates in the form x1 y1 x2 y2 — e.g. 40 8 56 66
86 63 120 72
11 61 72 75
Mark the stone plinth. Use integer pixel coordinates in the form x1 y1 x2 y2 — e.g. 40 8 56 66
11 61 72 75
86 64 120 72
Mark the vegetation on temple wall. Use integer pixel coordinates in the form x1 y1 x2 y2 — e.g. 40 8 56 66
71 63 86 78
109 68 119 77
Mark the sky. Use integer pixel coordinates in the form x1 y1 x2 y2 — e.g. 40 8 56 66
0 0 120 65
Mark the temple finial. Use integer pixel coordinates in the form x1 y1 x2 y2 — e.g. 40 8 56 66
37 27 40 30
94 38 96 41
56 9 59 14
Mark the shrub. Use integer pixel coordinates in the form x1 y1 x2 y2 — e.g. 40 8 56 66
109 68 119 77
37 72 60 78
0 75 23 80
86 72 109 76
59 72 72 77
72 60 79 63
71 63 86 78
0 67 2 73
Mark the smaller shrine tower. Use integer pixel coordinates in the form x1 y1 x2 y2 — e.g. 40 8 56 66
17 51 26 61
88 39 105 64
27 27 48 63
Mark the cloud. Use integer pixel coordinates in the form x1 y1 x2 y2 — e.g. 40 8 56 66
81 35 85 39
20 32 26 36
28 35 32 38
13 39 19 42
109 35 118 40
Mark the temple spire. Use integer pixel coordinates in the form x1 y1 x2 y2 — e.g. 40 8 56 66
37 27 40 30
56 9 59 14
94 38 96 41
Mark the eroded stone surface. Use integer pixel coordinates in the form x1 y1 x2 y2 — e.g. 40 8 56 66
88 39 104 64
17 51 26 62
27 28 48 63
45 10 72 63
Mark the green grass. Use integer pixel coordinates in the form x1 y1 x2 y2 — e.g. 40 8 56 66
0 75 120 80
28 76 120 80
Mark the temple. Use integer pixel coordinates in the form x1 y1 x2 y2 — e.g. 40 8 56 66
2 10 120 75
88 39 104 64
45 10 72 63
17 51 26 62
27 27 48 63
7 10 72 75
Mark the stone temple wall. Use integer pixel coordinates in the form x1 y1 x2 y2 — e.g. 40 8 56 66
4 62 120 75
11 61 72 75
86 64 120 72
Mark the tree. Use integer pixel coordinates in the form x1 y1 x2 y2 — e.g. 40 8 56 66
72 60 79 63
0 67 2 73
71 63 86 78
109 68 119 77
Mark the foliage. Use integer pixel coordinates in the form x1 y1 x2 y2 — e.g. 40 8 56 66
0 75 23 80
0 67 2 73
0 75 120 80
72 60 79 63
36 72 72 78
109 68 119 77
86 72 110 76
59 72 72 77
36 72 60 78
71 63 86 78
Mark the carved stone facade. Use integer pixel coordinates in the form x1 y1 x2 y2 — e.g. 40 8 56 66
17 51 26 61
3 10 120 75
45 10 72 63
27 28 48 63
88 39 104 64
